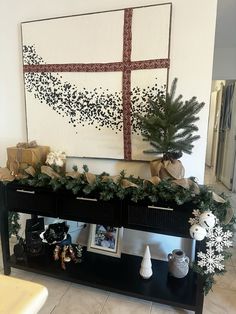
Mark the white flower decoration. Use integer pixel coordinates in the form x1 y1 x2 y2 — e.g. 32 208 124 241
46 151 66 167
188 209 201 225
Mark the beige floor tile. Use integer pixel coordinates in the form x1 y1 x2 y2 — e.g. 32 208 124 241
225 246 236 267
52 284 108 314
151 302 192 313
204 286 236 313
0 242 3 274
214 265 236 290
31 274 71 314
102 293 151 314
229 248 236 267
11 268 36 281
0 244 2 270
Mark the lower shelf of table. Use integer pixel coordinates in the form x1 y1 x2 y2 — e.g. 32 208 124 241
10 248 198 311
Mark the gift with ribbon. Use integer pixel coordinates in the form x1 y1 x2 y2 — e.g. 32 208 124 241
7 141 50 175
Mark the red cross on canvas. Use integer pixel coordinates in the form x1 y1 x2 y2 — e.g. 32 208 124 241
23 8 170 160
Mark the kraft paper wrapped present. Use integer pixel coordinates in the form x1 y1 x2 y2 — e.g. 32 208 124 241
7 143 50 174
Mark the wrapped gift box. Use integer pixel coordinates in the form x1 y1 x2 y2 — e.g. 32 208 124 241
7 145 50 171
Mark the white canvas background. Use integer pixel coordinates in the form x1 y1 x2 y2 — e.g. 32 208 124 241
131 68 168 160
22 10 124 63
22 4 171 160
132 5 170 60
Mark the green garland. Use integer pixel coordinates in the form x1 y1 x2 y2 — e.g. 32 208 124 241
19 164 199 204
188 189 235 294
10 164 234 294
8 211 21 239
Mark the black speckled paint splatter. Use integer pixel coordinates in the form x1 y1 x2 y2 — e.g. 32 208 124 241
23 45 165 135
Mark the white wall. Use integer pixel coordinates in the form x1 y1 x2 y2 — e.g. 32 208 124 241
213 47 236 80
219 83 236 189
213 0 236 80
0 0 217 260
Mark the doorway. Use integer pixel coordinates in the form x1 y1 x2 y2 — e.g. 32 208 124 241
205 80 236 190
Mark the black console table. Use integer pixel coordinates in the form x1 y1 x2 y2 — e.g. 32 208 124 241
0 182 204 314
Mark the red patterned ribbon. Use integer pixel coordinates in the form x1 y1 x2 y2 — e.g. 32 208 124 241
23 59 169 73
122 8 133 160
24 8 170 160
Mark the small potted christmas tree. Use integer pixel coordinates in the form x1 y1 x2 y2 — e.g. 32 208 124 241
139 78 204 179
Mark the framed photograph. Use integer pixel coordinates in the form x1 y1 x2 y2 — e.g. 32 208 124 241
87 224 123 258
21 3 171 161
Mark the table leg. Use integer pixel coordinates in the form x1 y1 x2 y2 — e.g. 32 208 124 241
0 185 11 275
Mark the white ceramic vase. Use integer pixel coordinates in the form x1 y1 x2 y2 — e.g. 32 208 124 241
168 249 189 278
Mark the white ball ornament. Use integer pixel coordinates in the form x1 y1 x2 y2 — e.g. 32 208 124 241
189 224 207 241
199 211 216 230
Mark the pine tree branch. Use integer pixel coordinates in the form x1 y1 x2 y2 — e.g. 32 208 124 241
138 78 204 158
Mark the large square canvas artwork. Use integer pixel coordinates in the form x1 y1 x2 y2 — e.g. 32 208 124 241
22 3 171 160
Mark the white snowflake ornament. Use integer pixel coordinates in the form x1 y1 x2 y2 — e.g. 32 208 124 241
199 211 216 230
197 247 225 274
189 224 207 241
206 226 233 252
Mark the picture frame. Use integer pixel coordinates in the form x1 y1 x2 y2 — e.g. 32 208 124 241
21 3 171 161
87 224 123 258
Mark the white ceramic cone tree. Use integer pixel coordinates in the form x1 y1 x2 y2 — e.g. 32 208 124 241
139 245 153 279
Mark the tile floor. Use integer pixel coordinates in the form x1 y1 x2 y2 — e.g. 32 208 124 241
0 167 236 313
